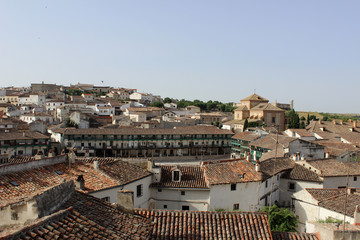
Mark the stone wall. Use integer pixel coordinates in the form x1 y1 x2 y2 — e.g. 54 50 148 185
0 181 74 229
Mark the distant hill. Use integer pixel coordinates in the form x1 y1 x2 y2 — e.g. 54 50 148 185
297 111 360 121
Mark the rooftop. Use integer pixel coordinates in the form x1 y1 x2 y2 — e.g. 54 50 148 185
135 209 272 240
203 159 263 185
151 165 208 189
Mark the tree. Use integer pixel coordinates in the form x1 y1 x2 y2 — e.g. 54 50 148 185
151 101 164 108
164 97 172 103
288 109 300 129
261 205 298 232
243 119 249 131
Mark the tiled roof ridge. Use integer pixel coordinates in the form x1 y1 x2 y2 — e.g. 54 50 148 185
135 208 268 216
0 154 67 173
0 207 72 239
201 158 245 165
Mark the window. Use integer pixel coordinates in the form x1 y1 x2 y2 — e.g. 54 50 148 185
101 196 110 202
265 181 268 188
163 205 167 209
231 184 236 191
233 204 239 210
182 205 189 210
354 176 358 181
288 182 295 191
158 189 162 192
136 184 143 197
181 191 185 196
10 181 19 186
272 117 276 124
173 170 180 182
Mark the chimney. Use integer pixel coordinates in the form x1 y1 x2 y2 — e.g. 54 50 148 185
93 160 99 170
333 120 337 125
348 188 356 195
354 121 357 129
253 152 257 161
340 120 344 125
274 100 277 107
325 152 330 159
319 119 322 124
255 163 260 172
75 175 85 190
354 205 360 226
147 159 154 172
246 155 250 162
290 100 294 110
117 190 134 213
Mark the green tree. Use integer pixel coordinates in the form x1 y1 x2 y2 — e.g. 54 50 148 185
306 114 310 125
288 109 300 129
151 101 164 108
261 205 298 232
163 97 172 103
243 119 249 131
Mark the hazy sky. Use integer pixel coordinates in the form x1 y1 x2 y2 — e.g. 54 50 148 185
1 1 359 113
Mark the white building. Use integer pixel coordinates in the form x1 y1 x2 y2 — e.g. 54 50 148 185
46 99 65 111
20 112 54 124
129 92 153 104
18 94 46 106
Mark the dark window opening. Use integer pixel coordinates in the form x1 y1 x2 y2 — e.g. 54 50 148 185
233 204 239 210
231 184 236 191
182 205 189 210
136 184 143 197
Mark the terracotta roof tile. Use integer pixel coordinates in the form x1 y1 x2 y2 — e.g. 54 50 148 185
306 188 360 217
282 164 323 183
99 160 152 185
203 159 263 185
151 166 208 189
0 131 49 141
2 191 152 239
135 209 272 240
307 188 346 202
306 158 360 177
260 158 295 178
0 162 120 206
232 131 261 141
251 134 295 150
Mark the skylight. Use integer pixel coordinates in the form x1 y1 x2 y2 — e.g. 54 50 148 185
10 181 19 186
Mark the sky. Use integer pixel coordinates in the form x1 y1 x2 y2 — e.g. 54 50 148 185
1 1 360 113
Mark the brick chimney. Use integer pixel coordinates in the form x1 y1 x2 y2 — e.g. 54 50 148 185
354 121 357 129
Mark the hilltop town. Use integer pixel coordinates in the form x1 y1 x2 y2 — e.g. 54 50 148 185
1 82 360 240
